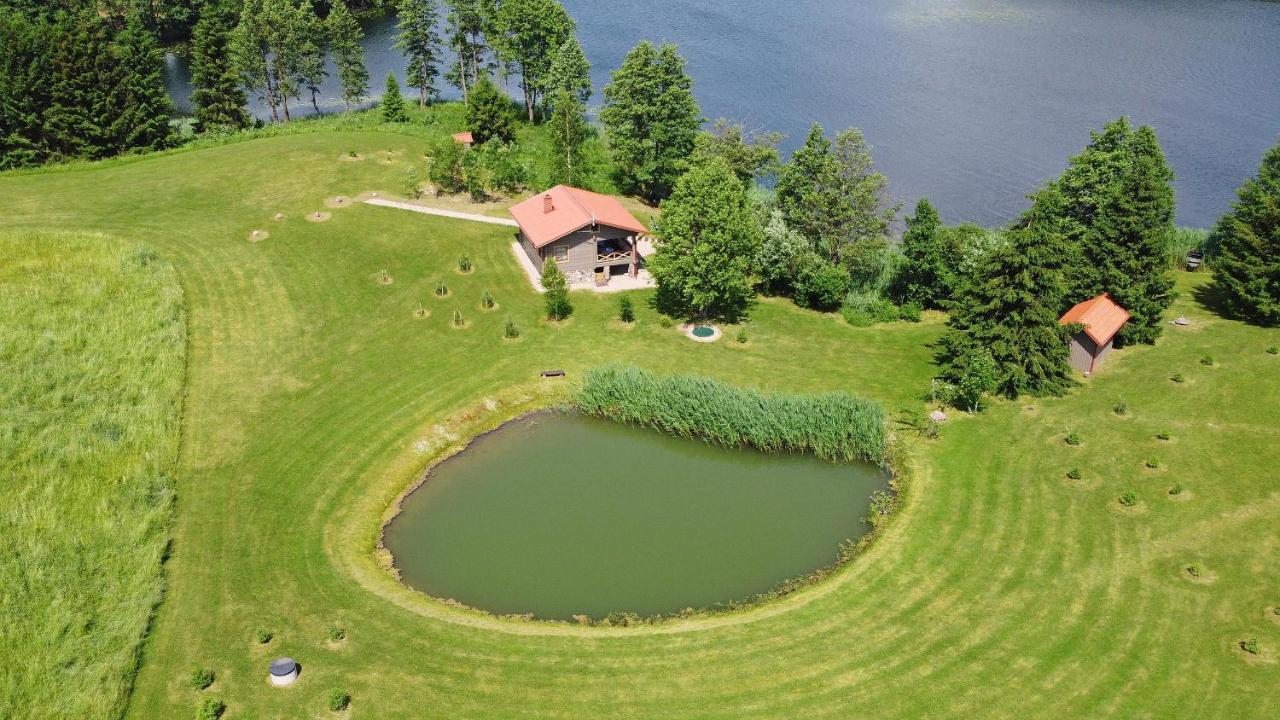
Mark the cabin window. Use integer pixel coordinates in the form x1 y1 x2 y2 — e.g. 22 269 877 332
553 245 568 262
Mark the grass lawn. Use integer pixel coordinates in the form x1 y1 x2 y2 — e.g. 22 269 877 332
1 123 1277 719
0 234 185 719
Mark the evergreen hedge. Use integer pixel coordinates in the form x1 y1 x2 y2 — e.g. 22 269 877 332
575 364 887 463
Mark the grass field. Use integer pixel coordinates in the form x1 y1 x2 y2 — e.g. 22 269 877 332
1 119 1277 719
0 234 185 719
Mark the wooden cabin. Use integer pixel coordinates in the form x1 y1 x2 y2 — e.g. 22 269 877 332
1059 293 1131 374
508 186 648 284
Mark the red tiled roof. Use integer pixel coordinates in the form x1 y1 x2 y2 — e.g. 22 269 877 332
1059 293 1131 345
508 185 648 248
452 132 474 144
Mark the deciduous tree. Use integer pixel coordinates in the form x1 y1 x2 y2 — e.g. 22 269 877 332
544 36 591 107
692 119 781 190
546 88 588 186
542 258 572 320
491 0 574 121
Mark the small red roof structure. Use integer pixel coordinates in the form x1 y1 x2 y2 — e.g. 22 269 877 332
508 185 648 249
1059 293 1131 345
451 131 474 145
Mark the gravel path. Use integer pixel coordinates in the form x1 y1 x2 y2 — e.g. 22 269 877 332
363 197 519 227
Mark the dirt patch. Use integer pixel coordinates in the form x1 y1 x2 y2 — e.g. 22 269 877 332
305 211 332 223
1112 499 1147 515
355 191 382 202
325 195 353 209
248 229 269 242
413 307 430 319
373 271 393 286
1267 607 1280 626
1232 638 1275 666
272 213 285 221
1181 565 1217 585
339 153 365 162
1166 488 1193 503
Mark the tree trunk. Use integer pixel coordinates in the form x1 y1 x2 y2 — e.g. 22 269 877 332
420 87 427 108
311 89 321 116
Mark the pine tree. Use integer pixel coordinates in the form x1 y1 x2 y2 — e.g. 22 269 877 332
542 258 572 320
545 36 590 107
111 13 175 152
327 0 368 112
382 72 408 122
45 11 121 160
649 156 762 322
0 9 54 168
465 75 513 144
190 0 250 133
894 198 949 307
1210 140 1280 326
935 189 1076 398
600 41 701 202
546 88 588 186
396 0 443 107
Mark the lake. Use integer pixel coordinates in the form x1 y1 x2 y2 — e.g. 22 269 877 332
381 413 888 620
164 0 1280 227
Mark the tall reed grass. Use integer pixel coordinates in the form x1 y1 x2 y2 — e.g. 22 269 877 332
0 233 186 719
575 364 887 463
1169 226 1213 269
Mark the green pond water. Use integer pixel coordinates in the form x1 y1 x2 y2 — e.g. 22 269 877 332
383 412 889 620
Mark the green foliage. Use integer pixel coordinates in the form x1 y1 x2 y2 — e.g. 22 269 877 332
491 0 576 120
935 201 1075 398
503 316 520 338
480 289 495 309
951 347 998 413
0 235 186 718
541 258 571 320
255 629 273 644
576 364 888 463
404 166 421 198
396 0 443 107
692 119 782 190
1170 226 1212 269
442 0 492 103
1145 457 1159 469
191 1 250 133
1185 565 1202 577
0 9 53 168
755 210 809 295
1171 373 1185 383
458 254 472 272
328 688 351 711
1168 483 1183 495
230 0 317 122
649 156 761 321
736 327 748 344
196 696 225 720
1269 346 1279 355
326 626 346 642
897 301 922 323
894 198 949 308
1240 638 1260 655
112 14 176 152
428 138 466 193
840 293 901 327
452 308 466 326
328 0 370 111
1118 491 1138 507
382 72 409 122
1113 400 1127 414
545 36 592 106
435 279 449 296
470 140 528 192
601 41 701 202
189 666 215 691
1155 431 1171 441
618 295 635 323
466 75 515 144
1066 468 1081 480
1209 140 1280 326
1065 432 1082 446
45 12 124 159
546 88 589 186
1199 355 1214 366
794 256 852 311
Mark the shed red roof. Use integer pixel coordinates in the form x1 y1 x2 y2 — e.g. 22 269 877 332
1059 293 1131 345
508 185 648 248
452 132 474 144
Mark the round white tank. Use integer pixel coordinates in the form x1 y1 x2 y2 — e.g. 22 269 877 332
269 657 298 686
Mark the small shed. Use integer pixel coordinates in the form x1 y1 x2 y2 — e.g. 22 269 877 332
269 657 298 686
451 131 474 149
1059 293 1130 374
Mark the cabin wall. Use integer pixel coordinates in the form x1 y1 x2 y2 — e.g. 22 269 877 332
1068 333 1099 373
528 224 637 279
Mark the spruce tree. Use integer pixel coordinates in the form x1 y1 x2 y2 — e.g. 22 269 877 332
547 88 588 186
1210 140 1280 326
601 41 701 202
190 0 250 133
0 9 53 168
45 11 121 160
382 72 408 122
396 0 443 107
327 0 368 111
649 156 762 322
542 259 572 320
935 189 1076 398
111 13 175 152
894 198 949 307
465 75 514 144
545 36 591 107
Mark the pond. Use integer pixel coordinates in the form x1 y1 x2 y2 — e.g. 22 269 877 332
382 412 889 620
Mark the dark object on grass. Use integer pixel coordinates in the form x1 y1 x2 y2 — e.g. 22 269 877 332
1185 249 1203 271
540 369 566 378
1065 432 1081 446
1171 373 1186 383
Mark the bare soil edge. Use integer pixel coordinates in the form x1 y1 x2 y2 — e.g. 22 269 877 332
323 384 914 637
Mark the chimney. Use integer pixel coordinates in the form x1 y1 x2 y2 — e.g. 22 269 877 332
543 194 554 213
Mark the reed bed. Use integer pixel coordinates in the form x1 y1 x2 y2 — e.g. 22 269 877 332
575 364 887 463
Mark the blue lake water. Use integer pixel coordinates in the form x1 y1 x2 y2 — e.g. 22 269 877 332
165 0 1280 227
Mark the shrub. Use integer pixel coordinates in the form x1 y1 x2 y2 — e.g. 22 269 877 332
404 166 421 198
1269 346 1279 355
1065 432 1081 446
1200 355 1214 366
503 317 520 339
480 289 495 309
1241 638 1260 655
348 149 358 158
1066 468 1081 480
575 364 887 463
1119 491 1138 507
1113 400 1127 415
1145 457 1159 469
1171 373 1185 383
618 295 634 323
326 626 345 642
794 258 851 311
458 255 472 273
1155 431 1171 441
841 293 900 327
327 688 351 711
1185 565 1201 577
254 629 272 644
196 697 225 720
1169 484 1183 496
452 309 465 327
736 327 748 344
897 301 922 323
659 317 672 329
190 667 215 690
428 140 465 193
435 280 448 297
541 260 572 320
866 489 899 524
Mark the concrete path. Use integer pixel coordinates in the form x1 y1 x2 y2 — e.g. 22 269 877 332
363 197 519 227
